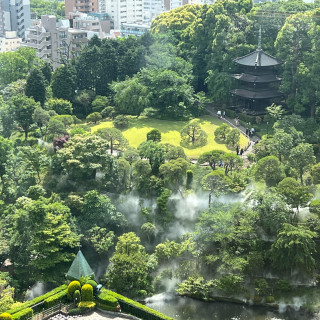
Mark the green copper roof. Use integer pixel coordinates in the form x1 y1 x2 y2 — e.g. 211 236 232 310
66 250 95 280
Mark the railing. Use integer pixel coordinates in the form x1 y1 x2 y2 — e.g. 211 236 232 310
29 303 73 320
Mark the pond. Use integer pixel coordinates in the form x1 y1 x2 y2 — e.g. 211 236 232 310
145 293 314 320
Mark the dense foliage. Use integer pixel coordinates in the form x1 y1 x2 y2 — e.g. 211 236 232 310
2 0 320 314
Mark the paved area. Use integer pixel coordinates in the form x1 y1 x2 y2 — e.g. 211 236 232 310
50 311 139 320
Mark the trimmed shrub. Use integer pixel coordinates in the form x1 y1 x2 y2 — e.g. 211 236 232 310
6 285 67 315
11 308 33 320
97 292 118 308
0 313 13 320
67 281 81 301
74 290 81 303
81 284 93 302
78 301 96 312
85 280 98 294
101 289 175 320
44 290 67 308
68 308 83 316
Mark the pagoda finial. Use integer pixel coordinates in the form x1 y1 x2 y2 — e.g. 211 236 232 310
258 26 262 50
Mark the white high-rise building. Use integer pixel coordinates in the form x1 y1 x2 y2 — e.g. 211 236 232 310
1 0 31 40
102 0 144 29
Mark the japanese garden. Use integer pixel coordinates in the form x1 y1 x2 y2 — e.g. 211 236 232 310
2 0 320 319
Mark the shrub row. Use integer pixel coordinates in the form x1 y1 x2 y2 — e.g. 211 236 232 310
44 290 68 308
6 284 67 315
96 302 118 312
11 308 33 320
97 291 118 308
104 289 175 320
0 313 13 320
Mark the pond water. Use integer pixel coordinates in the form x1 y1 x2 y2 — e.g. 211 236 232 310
145 293 314 320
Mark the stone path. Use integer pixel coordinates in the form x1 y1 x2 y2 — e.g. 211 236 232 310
49 311 139 320
205 106 261 167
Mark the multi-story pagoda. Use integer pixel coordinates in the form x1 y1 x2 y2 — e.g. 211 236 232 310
230 28 283 113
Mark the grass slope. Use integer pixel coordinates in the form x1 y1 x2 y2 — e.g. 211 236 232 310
92 116 248 158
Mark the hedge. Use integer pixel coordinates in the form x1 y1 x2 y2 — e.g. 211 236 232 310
0 313 13 320
6 284 67 315
96 302 118 312
103 289 175 320
97 291 118 308
11 308 33 320
44 290 67 308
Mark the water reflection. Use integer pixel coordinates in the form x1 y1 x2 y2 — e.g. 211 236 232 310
145 293 312 320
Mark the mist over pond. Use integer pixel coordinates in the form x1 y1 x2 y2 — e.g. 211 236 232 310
145 293 314 320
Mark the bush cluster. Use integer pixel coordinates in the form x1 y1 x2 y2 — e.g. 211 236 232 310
67 281 81 301
78 301 96 311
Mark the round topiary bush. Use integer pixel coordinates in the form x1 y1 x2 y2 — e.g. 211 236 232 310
81 284 93 302
85 280 98 294
0 313 13 320
113 115 129 130
74 290 81 303
67 281 81 301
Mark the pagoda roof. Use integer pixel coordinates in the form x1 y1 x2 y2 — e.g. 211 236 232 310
233 49 282 67
232 73 282 83
66 250 95 281
230 89 283 99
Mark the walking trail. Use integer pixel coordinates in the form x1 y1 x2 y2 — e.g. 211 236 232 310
205 105 261 167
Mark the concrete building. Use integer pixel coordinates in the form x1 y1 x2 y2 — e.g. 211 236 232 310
24 15 88 68
121 22 149 37
102 0 144 29
65 0 99 19
69 12 113 36
0 1 4 36
143 0 164 23
1 0 31 39
0 31 22 52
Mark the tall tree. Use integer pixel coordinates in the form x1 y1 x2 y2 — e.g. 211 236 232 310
270 223 316 275
180 120 207 146
10 95 38 140
96 127 128 154
289 143 315 184
138 141 165 174
51 64 76 101
25 68 46 106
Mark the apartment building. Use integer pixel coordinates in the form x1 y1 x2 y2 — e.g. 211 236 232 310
69 12 113 36
24 15 88 69
1 0 31 39
65 0 99 18
100 0 143 29
0 31 22 52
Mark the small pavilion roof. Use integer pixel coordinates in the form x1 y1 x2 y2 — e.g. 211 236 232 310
233 49 282 67
66 250 95 281
232 73 281 83
230 88 283 99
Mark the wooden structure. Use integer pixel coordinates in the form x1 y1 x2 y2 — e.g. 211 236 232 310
230 28 283 113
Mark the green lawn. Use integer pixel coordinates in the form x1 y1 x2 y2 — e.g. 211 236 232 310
92 116 248 158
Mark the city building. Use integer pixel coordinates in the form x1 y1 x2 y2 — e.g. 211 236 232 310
69 12 113 36
143 0 164 23
121 22 149 37
1 0 31 39
0 31 22 52
65 0 99 19
102 0 144 29
23 15 88 69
